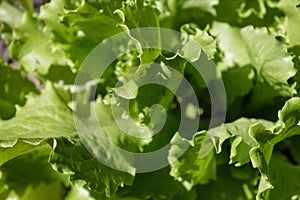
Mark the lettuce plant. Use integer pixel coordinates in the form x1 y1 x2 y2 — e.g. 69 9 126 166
0 0 300 199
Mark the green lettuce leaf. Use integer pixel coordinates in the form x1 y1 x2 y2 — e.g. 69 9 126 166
0 82 76 140
0 145 69 199
222 65 254 104
49 138 134 198
0 61 38 120
0 140 45 166
237 0 266 19
9 13 70 74
169 131 216 190
201 97 300 198
197 165 256 200
269 0 300 47
177 0 218 15
113 167 196 200
199 118 274 166
240 26 296 96
210 22 250 68
211 22 296 103
258 153 300 200
0 1 22 28
180 23 217 60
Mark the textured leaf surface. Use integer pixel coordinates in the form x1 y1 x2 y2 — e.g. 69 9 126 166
0 83 75 140
169 132 216 189
0 61 37 120
50 138 134 197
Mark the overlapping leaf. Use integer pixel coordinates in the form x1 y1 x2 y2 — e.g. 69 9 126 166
200 97 300 198
211 22 296 106
0 82 76 140
169 132 217 190
0 0 300 199
49 138 134 198
0 61 37 120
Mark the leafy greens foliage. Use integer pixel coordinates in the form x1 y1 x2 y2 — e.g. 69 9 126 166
1 0 300 199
